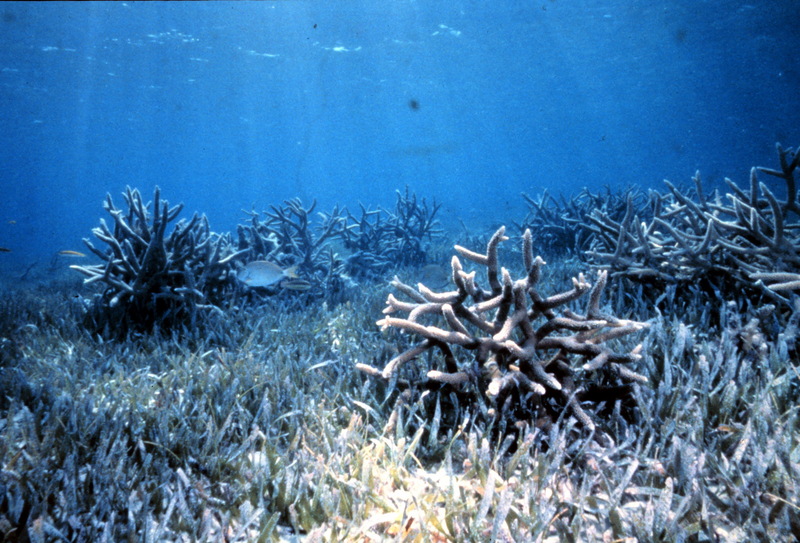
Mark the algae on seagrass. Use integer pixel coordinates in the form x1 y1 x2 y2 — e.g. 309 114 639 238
70 186 243 337
4 251 800 540
357 226 649 441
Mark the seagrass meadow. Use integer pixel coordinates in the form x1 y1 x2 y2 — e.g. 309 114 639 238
2 152 800 541
5 0 800 540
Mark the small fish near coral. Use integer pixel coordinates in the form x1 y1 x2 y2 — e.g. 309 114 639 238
237 260 300 288
279 278 312 291
416 263 450 290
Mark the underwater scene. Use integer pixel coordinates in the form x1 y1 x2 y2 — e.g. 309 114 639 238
1 1 800 541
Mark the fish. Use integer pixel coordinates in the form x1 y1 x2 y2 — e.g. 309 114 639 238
58 250 87 257
280 278 312 291
237 260 298 288
417 264 451 289
0 247 10 253
7 220 16 225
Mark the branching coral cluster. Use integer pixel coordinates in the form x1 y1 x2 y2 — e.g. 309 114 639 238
583 144 800 307
70 186 242 335
357 226 649 435
341 188 442 277
236 187 442 287
515 186 645 257
237 198 347 294
71 185 442 335
381 186 444 266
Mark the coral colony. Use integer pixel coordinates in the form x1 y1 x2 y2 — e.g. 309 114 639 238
68 186 243 336
1 145 799 540
583 143 800 308
357 226 648 442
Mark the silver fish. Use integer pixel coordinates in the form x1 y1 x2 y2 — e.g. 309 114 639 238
280 278 312 291
238 261 298 288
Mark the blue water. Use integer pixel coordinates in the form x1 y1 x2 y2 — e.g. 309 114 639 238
1 1 798 269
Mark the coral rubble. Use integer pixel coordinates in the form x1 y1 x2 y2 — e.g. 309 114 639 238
70 186 241 336
358 226 649 438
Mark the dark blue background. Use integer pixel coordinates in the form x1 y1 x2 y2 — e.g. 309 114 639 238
1 1 798 271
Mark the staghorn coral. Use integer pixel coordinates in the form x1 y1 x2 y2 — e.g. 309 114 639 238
357 226 649 439
340 204 396 279
235 198 351 301
380 186 443 266
70 186 243 337
235 189 443 295
340 188 444 278
515 186 646 258
583 143 800 309
261 198 346 276
237 198 345 273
